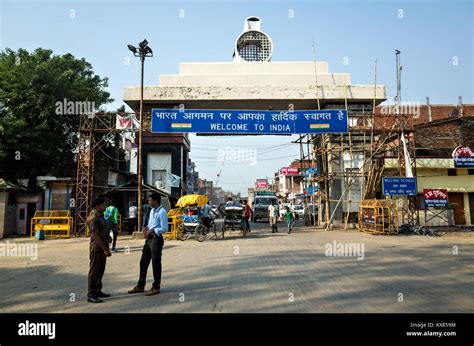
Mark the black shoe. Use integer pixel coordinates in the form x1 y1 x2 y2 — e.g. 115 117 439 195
96 291 110 298
87 296 103 303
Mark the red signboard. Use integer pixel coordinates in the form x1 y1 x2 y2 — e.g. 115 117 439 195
452 145 474 168
256 179 268 189
281 167 299 175
423 188 448 208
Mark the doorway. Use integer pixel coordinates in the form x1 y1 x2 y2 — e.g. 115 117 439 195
468 193 474 225
449 193 465 225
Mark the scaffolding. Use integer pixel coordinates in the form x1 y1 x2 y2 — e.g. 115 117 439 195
74 112 147 236
305 53 419 231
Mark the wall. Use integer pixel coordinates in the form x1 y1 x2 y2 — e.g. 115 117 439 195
0 191 7 238
0 192 17 237
143 143 188 199
416 169 474 193
341 151 364 213
49 182 74 210
415 120 461 156
146 152 172 193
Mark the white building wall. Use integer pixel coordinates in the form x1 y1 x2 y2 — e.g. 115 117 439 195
147 153 172 194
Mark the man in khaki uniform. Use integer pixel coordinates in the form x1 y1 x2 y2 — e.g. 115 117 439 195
86 197 112 303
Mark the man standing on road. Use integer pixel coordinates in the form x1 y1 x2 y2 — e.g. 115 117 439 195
284 207 295 234
268 200 279 233
243 200 253 233
105 199 120 252
128 193 168 296
128 202 138 234
86 197 112 303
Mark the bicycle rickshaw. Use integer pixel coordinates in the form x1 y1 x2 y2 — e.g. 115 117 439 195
174 194 221 242
222 203 247 237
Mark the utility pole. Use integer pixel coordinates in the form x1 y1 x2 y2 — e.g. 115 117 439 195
128 39 153 234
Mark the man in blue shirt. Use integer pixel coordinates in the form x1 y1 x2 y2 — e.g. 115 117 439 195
128 193 168 296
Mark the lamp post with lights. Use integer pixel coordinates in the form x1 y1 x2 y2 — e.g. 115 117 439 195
128 39 153 234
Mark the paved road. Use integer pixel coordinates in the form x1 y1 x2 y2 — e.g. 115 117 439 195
0 220 473 313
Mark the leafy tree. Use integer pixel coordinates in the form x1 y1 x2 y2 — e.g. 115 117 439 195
0 48 113 188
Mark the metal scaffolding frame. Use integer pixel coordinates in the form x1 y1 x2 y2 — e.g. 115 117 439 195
306 54 420 230
74 112 145 236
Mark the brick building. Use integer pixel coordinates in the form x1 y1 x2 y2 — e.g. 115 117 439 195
380 104 474 226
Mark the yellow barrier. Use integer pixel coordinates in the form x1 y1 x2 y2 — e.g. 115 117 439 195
165 208 184 240
30 210 73 238
358 199 399 235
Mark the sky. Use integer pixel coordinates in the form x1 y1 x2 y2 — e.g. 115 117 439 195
1 0 473 195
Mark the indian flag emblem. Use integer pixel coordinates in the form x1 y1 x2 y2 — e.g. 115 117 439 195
171 123 192 129
310 124 330 130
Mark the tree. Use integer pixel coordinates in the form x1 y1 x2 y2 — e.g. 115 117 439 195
0 48 113 188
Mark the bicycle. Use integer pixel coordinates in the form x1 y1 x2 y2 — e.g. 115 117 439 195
195 216 220 242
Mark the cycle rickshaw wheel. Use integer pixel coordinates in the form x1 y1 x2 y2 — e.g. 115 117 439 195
195 224 206 242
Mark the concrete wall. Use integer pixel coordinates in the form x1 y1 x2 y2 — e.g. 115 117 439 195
146 152 172 193
416 169 474 193
0 191 6 238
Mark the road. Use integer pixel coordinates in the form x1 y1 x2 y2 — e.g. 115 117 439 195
0 220 473 313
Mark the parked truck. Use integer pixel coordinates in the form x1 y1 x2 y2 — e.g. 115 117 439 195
249 190 278 222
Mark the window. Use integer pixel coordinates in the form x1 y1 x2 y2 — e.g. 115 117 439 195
447 169 457 176
468 169 474 175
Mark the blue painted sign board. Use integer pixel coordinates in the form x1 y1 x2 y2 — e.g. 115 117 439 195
306 168 318 177
151 109 348 135
382 177 417 196
304 186 318 195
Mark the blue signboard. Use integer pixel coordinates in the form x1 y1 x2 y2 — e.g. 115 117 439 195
151 109 348 135
382 177 417 196
306 168 318 177
305 186 318 195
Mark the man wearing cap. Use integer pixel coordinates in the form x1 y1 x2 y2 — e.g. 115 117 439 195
86 197 112 303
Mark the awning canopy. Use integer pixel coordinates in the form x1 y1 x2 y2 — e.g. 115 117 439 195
101 179 172 197
0 178 27 191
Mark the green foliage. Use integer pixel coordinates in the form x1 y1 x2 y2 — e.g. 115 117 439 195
0 48 113 184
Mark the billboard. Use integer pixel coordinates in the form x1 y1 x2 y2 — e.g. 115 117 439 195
151 109 348 135
281 167 299 175
423 189 448 208
256 179 268 189
452 145 474 168
382 177 417 196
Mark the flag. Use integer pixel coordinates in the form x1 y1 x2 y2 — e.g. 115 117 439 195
168 173 181 188
116 115 133 130
401 132 413 177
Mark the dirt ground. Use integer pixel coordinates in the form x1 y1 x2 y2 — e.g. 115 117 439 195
0 220 473 313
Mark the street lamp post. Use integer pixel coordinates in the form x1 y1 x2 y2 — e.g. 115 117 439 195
128 39 153 234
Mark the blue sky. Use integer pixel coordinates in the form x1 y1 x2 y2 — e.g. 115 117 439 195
1 0 473 194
